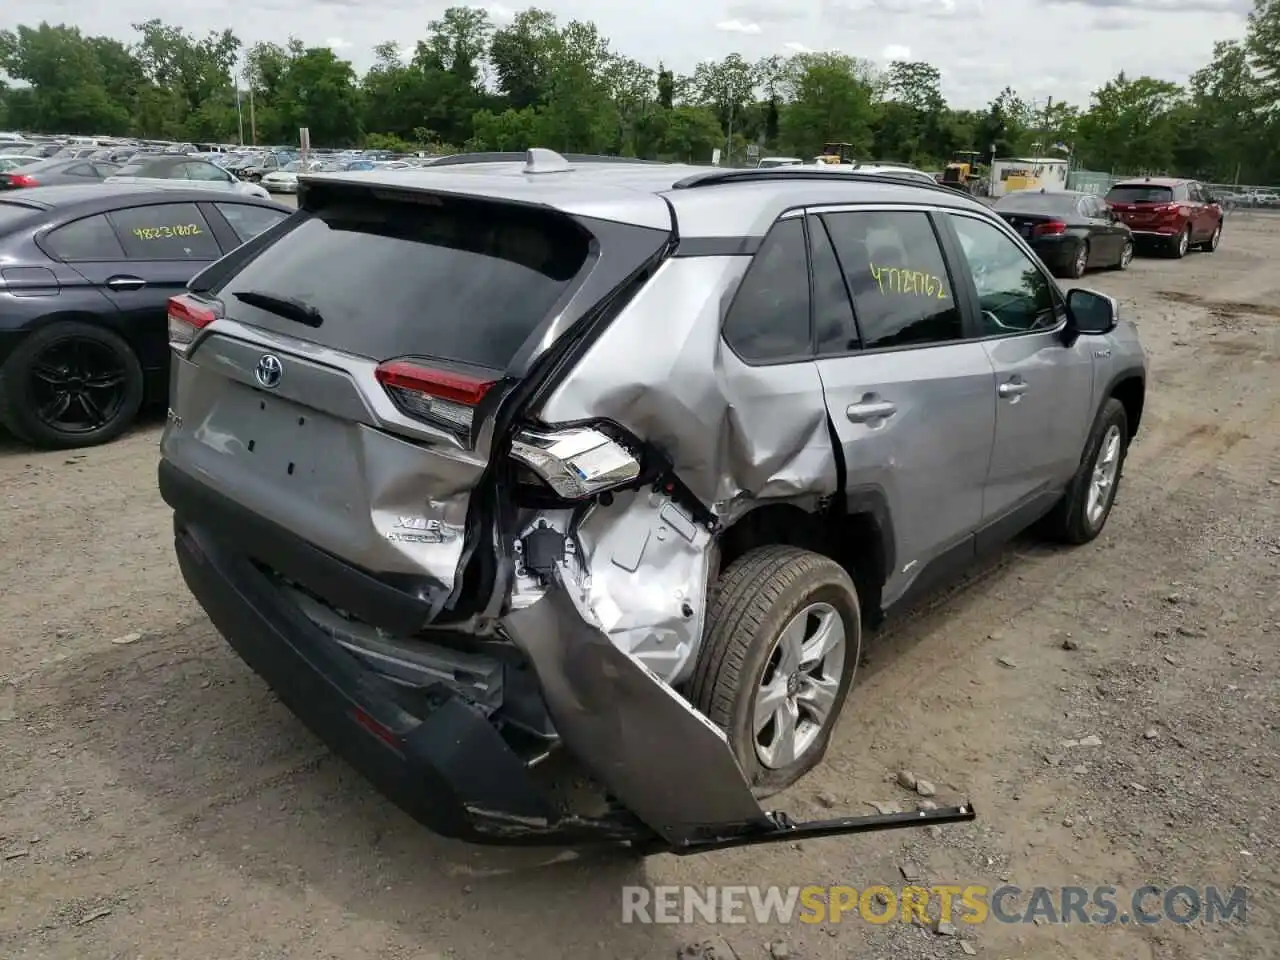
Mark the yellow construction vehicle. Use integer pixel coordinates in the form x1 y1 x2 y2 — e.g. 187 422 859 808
940 151 985 193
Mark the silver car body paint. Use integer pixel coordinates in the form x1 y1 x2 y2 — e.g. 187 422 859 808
537 256 839 512
500 564 770 845
162 160 1147 842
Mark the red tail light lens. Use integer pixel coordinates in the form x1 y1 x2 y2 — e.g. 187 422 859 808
374 360 498 436
1032 220 1067 237
5 174 39 188
167 294 221 347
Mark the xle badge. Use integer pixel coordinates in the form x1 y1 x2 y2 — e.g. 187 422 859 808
386 516 446 543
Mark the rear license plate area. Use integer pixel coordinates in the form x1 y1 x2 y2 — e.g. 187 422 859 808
206 381 360 496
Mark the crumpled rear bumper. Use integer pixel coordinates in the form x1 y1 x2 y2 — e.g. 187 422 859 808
165 462 974 852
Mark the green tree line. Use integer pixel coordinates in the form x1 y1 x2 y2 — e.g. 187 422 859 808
2 0 1280 182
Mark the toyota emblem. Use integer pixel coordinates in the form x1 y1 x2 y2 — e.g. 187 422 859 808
255 354 283 389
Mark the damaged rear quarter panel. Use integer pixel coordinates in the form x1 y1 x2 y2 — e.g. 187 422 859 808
536 256 838 512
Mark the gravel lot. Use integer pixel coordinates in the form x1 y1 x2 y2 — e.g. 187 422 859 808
1 211 1277 960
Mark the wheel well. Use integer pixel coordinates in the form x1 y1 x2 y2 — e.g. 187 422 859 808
1111 376 1145 440
714 502 888 626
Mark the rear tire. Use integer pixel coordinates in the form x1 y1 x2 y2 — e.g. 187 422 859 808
1109 239 1134 271
1195 220 1222 253
688 545 861 798
1169 225 1191 259
1042 398 1129 545
0 321 144 450
1066 241 1089 279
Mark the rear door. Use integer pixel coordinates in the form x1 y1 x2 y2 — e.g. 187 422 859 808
812 206 997 605
163 187 671 610
51 202 223 376
1081 195 1120 262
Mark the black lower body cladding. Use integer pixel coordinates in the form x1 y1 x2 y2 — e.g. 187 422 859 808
160 459 773 847
161 460 978 851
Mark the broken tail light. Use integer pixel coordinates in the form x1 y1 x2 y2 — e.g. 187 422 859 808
167 294 221 348
374 360 498 436
510 426 641 500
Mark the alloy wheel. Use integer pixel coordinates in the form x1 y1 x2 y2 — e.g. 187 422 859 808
1120 241 1134 268
752 601 846 770
1074 244 1089 277
1086 424 1123 528
26 336 129 436
1178 228 1190 256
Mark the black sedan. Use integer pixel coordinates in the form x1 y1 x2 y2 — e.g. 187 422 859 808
0 185 293 448
991 189 1134 279
0 157 122 190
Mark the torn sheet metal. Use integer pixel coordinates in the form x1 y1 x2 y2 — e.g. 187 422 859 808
501 565 771 845
535 257 839 512
508 490 711 685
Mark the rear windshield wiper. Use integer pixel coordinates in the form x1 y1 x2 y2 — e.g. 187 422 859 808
232 289 324 328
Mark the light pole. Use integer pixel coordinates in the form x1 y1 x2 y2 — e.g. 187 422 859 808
235 72 245 146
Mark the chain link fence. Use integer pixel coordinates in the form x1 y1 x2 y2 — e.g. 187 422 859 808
1067 170 1280 215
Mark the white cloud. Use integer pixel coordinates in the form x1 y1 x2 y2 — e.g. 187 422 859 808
784 40 814 52
715 19 764 34
0 0 1254 112
484 3 516 21
881 43 913 60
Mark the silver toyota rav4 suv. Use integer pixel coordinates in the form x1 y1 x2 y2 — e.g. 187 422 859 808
159 149 1146 855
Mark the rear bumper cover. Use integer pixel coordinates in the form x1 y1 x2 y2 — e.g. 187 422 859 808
162 459 976 851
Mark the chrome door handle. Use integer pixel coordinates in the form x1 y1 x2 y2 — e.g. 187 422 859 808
998 380 1029 398
106 276 146 291
846 400 897 423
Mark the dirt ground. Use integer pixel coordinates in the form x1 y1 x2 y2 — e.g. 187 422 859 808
1 212 1277 960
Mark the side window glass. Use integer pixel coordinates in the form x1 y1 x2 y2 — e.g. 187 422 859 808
809 216 859 354
186 162 230 182
108 203 221 260
722 217 811 363
821 210 962 349
44 214 127 261
217 203 289 244
949 214 1057 335
66 163 95 177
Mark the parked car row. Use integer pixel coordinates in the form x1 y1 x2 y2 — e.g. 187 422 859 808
991 177 1222 279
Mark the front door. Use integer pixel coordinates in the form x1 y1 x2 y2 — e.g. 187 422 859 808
941 211 1095 537
810 208 997 604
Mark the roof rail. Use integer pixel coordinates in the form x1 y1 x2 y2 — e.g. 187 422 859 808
420 150 670 167
670 168 962 197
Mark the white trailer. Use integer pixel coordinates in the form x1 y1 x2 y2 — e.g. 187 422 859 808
990 157 1070 199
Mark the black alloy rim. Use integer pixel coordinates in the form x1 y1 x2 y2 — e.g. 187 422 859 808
27 337 128 434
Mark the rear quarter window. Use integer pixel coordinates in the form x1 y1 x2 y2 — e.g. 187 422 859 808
216 202 290 244
44 214 127 261
213 195 590 370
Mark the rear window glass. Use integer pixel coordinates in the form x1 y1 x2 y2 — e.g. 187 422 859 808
216 196 590 369
1106 184 1173 204
994 192 1079 214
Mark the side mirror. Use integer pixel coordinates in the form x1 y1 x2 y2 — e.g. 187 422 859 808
1066 288 1118 336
